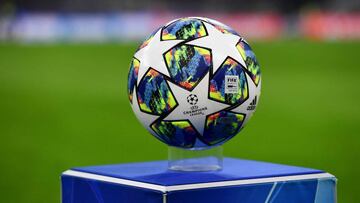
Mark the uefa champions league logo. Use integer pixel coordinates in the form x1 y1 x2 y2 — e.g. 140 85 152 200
184 94 207 117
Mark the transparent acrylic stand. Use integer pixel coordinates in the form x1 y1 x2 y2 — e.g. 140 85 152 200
168 146 223 172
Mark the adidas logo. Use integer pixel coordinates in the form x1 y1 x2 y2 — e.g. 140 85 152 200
247 96 257 110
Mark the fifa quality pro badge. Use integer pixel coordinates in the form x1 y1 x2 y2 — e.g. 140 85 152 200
225 75 239 94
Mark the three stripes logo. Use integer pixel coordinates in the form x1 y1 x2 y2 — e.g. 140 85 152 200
247 96 257 110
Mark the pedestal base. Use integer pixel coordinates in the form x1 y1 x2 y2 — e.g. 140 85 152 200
62 158 337 203
167 146 223 171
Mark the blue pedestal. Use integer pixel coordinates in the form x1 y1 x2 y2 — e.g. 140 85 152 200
61 158 336 203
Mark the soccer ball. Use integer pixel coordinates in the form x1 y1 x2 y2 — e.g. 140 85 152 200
127 17 261 149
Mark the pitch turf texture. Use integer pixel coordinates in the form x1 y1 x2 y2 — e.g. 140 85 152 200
0 41 359 202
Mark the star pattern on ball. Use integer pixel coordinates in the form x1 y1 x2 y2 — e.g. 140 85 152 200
186 22 246 74
164 73 230 135
134 29 183 85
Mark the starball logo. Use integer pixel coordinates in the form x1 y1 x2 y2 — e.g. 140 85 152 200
186 94 198 105
184 94 207 116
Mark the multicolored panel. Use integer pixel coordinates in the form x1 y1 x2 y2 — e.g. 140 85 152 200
136 27 161 51
165 45 211 90
236 40 261 86
127 58 140 103
209 57 248 105
203 111 245 146
137 69 176 115
151 120 197 148
161 18 207 41
207 19 239 36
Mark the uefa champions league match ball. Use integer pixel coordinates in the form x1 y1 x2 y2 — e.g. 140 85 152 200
127 17 261 149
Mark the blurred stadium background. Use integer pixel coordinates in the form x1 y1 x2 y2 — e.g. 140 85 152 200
0 0 359 202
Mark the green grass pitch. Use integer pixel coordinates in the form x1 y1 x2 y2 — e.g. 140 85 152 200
0 40 359 202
